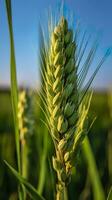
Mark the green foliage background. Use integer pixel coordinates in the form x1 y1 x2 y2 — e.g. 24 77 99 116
0 89 111 200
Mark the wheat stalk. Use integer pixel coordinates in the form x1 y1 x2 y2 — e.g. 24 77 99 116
39 12 110 199
43 16 90 199
18 90 34 180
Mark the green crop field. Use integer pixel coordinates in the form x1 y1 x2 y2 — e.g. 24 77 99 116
0 89 111 199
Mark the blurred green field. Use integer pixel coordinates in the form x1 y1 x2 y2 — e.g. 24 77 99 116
0 88 112 200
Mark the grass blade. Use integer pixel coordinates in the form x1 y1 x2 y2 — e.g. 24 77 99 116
5 0 20 173
37 127 48 195
82 136 105 200
5 1 24 199
107 187 112 200
4 161 46 200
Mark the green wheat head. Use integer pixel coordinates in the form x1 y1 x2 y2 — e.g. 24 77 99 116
18 90 34 144
39 14 110 199
46 17 79 175
43 17 91 199
18 90 34 182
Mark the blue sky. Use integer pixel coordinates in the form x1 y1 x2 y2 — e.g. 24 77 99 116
0 0 112 89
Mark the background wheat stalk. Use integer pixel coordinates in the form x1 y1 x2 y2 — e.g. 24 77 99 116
18 90 34 198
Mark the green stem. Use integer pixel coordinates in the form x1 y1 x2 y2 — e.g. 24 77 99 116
37 127 48 194
56 184 68 200
21 143 28 179
56 183 65 200
21 142 28 199
64 186 68 200
82 136 105 200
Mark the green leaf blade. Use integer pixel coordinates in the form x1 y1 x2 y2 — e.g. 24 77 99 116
107 187 112 200
82 136 105 200
5 0 20 174
4 161 46 200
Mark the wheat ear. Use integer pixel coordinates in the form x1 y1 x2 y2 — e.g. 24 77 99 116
18 90 34 180
43 15 109 199
45 16 79 199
